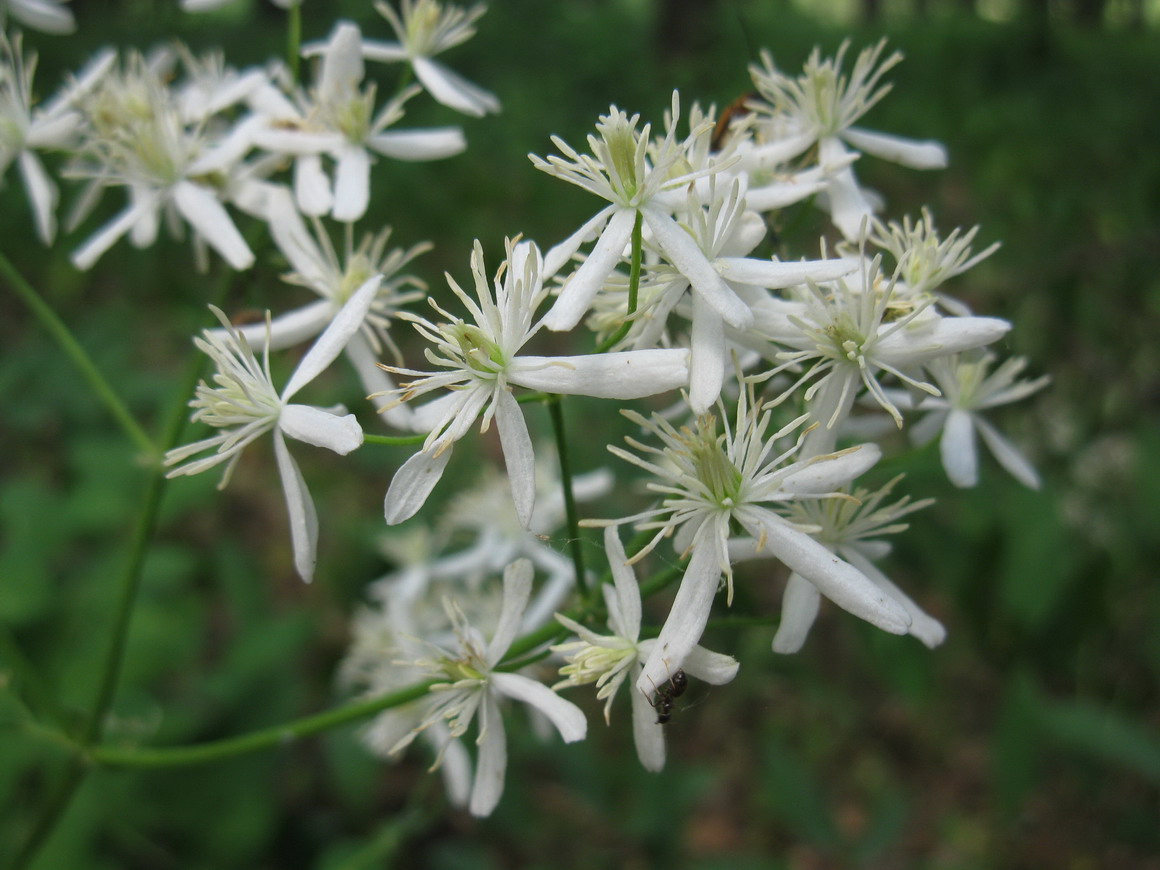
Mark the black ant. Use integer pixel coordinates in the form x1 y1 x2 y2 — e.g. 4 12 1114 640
647 668 688 725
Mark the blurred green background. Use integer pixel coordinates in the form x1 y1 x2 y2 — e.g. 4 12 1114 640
2 0 1159 867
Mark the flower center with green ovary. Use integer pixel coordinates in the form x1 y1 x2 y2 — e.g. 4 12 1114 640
687 418 744 507
444 658 485 682
338 257 375 304
451 323 506 375
601 121 641 201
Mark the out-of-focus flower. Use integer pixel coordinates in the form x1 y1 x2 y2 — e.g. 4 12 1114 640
1 0 75 34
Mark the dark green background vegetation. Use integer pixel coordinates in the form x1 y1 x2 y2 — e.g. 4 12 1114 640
2 0 1158 867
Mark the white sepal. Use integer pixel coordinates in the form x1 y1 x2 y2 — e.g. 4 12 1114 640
771 572 821 654
282 276 381 401
384 444 452 524
490 673 587 744
273 430 319 583
279 404 363 455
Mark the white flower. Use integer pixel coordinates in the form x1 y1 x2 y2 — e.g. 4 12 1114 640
896 353 1050 489
553 527 738 771
600 380 912 694
68 53 256 270
530 93 749 333
747 476 944 652
362 0 499 117
389 559 587 817
0 36 113 243
164 277 380 582
1 0 75 34
263 20 466 222
381 238 690 528
749 41 948 240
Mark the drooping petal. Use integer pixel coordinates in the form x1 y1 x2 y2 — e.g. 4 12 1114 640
508 348 689 399
487 559 533 665
279 404 363 455
778 443 881 495
542 206 636 333
843 127 948 170
491 672 587 743
384 443 452 525
282 276 381 400
714 256 859 289
413 56 500 117
468 693 507 817
681 645 740 685
771 572 821 654
604 527 641 640
737 507 911 636
294 153 333 216
273 430 319 583
975 416 1042 490
642 204 753 330
344 333 414 429
843 548 946 649
369 128 466 161
9 0 75 33
541 204 615 281
317 22 365 106
173 181 254 270
819 138 874 241
71 195 157 270
629 671 666 772
331 145 371 222
494 390 536 528
939 408 978 488
18 150 57 244
688 293 725 415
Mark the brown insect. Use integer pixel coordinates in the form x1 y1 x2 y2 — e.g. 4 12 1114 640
711 91 759 151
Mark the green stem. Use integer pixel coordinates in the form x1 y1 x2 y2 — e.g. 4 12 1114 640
546 395 587 599
0 251 156 459
286 0 302 86
90 681 436 768
595 211 643 353
363 432 427 447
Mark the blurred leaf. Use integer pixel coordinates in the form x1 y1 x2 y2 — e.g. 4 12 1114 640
1038 697 1160 786
991 670 1042 817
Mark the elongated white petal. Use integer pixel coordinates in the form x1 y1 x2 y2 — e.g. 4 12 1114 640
294 154 333 215
71 195 157 270
10 0 75 33
636 532 723 696
413 56 500 117
279 404 363 454
384 444 452 524
494 390 536 528
331 145 370 222
469 694 506 817
642 204 753 330
975 416 1042 490
282 276 381 400
256 128 344 155
843 127 948 170
344 333 413 429
737 507 911 635
360 40 408 63
714 256 859 289
738 131 816 170
318 23 365 106
940 409 978 488
433 724 473 808
629 673 666 772
174 181 254 270
18 150 57 244
542 205 615 281
779 443 881 494
487 559 533 665
605 527 641 640
491 672 587 743
369 128 466 161
771 572 821 654
688 294 725 415
877 317 1011 366
843 548 946 649
681 645 739 685
273 431 319 583
509 348 689 399
543 207 636 332
266 189 330 287
908 409 947 447
211 301 331 351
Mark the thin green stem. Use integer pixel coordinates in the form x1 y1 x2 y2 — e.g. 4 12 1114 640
286 1 302 86
546 395 588 599
363 432 427 447
595 211 644 353
0 251 156 459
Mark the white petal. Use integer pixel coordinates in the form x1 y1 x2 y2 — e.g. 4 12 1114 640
843 549 946 649
413 56 500 117
294 154 333 216
331 145 370 222
714 256 859 289
173 181 254 270
209 301 331 351
494 390 536 528
630 674 666 772
491 673 587 743
975 416 1042 490
273 430 318 583
71 196 157 270
604 527 641 640
542 207 636 332
508 348 689 399
10 0 75 33
18 150 57 244
642 204 753 330
688 294 725 415
369 128 466 161
737 507 911 635
384 444 452 525
771 572 821 654
428 723 473 807
266 189 329 286
345 333 413 429
681 645 739 685
318 23 365 106
360 40 408 63
877 317 1011 367
843 127 948 170
468 694 507 817
282 276 381 400
542 205 614 281
819 138 873 241
409 391 462 434
636 532 722 696
940 409 979 488
486 559 533 665
279 404 363 454
779 443 881 494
